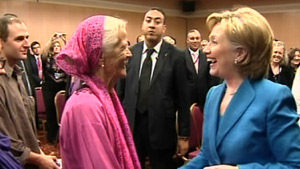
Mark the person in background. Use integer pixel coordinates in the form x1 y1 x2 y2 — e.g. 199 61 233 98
200 39 208 49
26 41 43 129
57 15 140 169
184 29 219 109
180 7 300 169
117 7 190 169
0 15 59 169
163 35 176 46
136 34 145 43
27 41 43 88
268 40 294 89
288 47 300 73
42 38 67 144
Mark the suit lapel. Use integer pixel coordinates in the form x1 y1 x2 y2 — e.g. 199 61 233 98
216 78 255 146
151 42 169 84
185 50 197 75
207 83 225 163
197 50 207 76
130 43 144 88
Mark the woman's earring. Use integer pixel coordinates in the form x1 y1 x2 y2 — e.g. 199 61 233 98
99 58 105 68
234 58 238 64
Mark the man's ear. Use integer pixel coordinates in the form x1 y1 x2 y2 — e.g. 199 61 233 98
162 25 166 34
235 46 248 63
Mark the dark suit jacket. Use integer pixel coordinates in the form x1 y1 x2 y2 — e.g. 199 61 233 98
268 64 294 89
25 54 41 88
118 41 190 149
181 78 300 169
184 49 220 109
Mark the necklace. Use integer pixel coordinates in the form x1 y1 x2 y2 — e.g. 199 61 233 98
226 88 237 96
228 91 236 95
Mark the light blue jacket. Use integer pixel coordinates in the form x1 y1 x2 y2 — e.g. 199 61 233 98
180 78 300 169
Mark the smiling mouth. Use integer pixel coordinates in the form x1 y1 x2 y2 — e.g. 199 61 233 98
207 58 216 65
123 60 129 68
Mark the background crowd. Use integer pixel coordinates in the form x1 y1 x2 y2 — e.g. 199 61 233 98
0 5 299 169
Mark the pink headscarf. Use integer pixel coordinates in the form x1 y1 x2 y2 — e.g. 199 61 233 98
56 15 140 169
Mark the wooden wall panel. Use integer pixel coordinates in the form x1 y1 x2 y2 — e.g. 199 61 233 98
186 11 300 50
0 1 187 49
0 1 299 50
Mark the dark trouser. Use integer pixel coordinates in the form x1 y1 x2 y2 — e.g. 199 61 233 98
134 111 176 169
43 88 59 143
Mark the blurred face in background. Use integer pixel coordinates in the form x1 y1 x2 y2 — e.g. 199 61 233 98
32 43 41 55
292 51 300 67
163 36 176 46
187 31 201 52
53 42 61 55
137 34 145 43
272 46 284 64
201 39 208 49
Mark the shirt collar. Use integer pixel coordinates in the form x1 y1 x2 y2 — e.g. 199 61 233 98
4 61 22 78
142 39 163 54
189 48 199 56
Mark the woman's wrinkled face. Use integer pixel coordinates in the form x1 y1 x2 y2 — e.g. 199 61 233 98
105 27 132 81
272 46 284 64
203 23 238 79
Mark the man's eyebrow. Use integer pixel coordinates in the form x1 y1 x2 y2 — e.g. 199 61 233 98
14 35 29 40
146 16 162 20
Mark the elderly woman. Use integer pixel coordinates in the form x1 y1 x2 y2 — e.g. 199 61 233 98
268 41 294 88
57 16 140 169
180 7 300 169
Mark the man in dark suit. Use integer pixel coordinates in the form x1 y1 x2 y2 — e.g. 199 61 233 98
117 7 190 169
26 41 42 89
184 29 220 110
25 41 43 129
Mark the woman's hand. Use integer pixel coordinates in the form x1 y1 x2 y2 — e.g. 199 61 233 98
204 165 238 169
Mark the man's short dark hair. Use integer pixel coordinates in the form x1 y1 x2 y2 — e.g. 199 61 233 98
31 41 41 51
144 7 166 24
0 16 23 42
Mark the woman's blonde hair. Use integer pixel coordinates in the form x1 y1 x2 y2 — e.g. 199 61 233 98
42 40 62 60
206 7 274 79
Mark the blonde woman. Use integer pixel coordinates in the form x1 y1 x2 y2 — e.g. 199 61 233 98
180 7 300 169
268 41 294 88
42 39 67 144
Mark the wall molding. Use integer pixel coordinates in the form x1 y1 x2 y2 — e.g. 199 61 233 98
15 0 300 18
